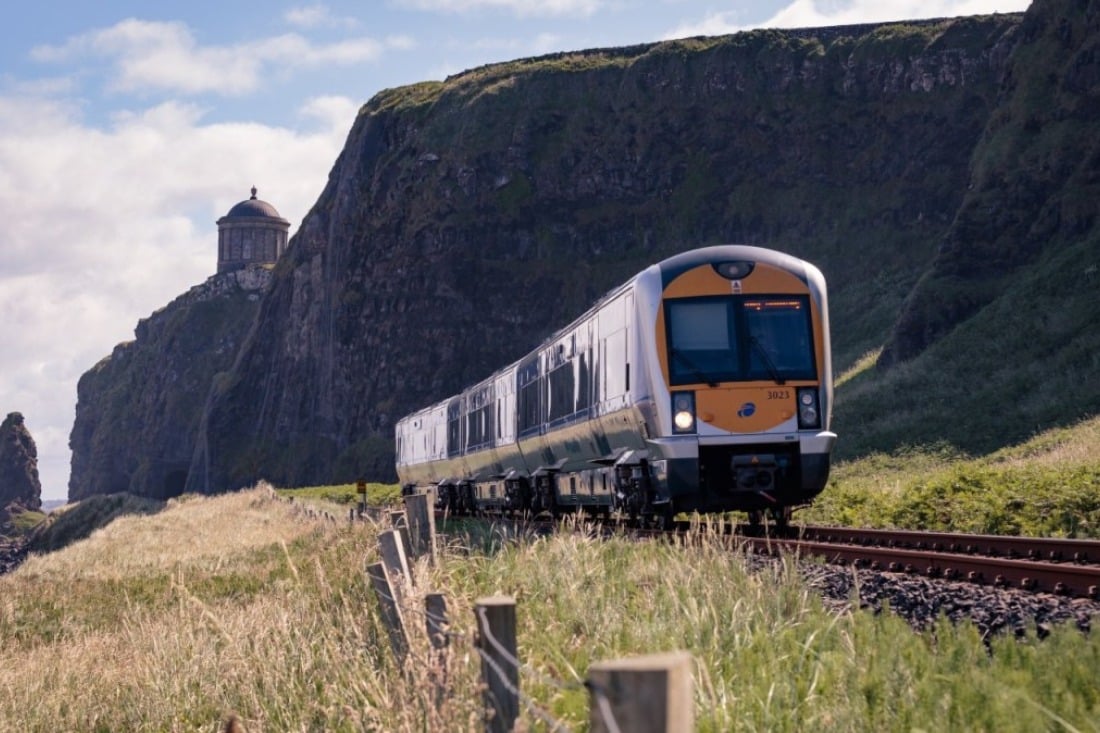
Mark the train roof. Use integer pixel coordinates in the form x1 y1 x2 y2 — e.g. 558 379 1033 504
396 244 821 424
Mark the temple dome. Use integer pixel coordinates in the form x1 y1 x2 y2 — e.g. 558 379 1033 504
215 186 290 274
223 187 285 220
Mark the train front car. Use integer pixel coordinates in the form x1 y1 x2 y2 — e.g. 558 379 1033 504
638 245 836 524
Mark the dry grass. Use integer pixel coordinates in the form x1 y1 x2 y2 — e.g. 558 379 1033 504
834 347 882 389
984 415 1100 469
0 485 490 731
3 484 1099 731
17 486 315 579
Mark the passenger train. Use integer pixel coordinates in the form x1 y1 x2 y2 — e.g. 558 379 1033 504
395 245 836 526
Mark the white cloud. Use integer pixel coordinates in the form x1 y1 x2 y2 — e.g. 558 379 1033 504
398 0 603 17
31 19 399 96
298 95 362 130
285 4 361 29
0 92 355 500
664 0 1030 38
385 34 419 51
3 75 78 97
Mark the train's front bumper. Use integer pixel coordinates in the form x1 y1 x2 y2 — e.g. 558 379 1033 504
648 431 836 510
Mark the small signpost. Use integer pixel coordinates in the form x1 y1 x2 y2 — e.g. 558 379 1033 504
356 479 367 516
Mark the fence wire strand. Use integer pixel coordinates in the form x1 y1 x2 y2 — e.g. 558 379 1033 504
368 534 627 733
370 581 469 643
475 604 587 694
584 679 624 733
473 643 573 732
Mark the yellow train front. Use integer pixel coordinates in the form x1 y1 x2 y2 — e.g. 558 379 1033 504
634 246 835 523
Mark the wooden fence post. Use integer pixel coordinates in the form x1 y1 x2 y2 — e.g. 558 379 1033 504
404 491 437 564
586 651 694 733
475 596 519 733
378 530 412 599
426 593 450 707
366 562 408 666
426 593 450 650
390 510 414 570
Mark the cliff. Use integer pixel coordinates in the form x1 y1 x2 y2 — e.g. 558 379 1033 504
68 267 271 500
0 412 41 512
838 0 1100 455
70 1 1100 499
185 13 1020 493
882 0 1100 364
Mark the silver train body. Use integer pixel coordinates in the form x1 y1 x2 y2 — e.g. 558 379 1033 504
395 245 836 521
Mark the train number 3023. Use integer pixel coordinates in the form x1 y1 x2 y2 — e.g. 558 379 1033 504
767 389 791 400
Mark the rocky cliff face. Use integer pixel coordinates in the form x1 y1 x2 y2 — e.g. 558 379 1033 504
69 267 271 500
881 0 1100 364
179 14 1021 494
1 412 41 511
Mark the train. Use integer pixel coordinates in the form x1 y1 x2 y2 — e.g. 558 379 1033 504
395 245 836 527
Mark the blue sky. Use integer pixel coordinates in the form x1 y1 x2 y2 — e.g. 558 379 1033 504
0 0 1029 501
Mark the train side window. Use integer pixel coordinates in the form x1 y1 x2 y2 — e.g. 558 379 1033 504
604 329 627 398
575 349 590 413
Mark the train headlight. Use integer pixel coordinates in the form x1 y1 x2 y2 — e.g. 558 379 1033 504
797 387 821 429
672 391 696 434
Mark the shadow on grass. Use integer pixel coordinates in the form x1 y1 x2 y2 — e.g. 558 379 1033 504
27 493 166 554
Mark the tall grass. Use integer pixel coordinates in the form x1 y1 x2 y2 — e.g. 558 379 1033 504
2 485 1098 731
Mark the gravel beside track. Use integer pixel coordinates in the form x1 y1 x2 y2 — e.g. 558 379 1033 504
798 560 1099 639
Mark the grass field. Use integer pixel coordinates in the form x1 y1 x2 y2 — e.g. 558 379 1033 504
3 418 1100 732
801 415 1100 537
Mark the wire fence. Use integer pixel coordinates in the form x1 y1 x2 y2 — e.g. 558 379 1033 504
362 492 695 732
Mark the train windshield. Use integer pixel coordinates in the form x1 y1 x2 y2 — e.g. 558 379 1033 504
665 295 816 385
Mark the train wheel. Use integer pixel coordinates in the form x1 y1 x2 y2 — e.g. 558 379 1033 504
654 502 675 531
642 499 668 528
768 506 792 534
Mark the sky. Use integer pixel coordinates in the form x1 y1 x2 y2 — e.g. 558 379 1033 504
1 0 1030 502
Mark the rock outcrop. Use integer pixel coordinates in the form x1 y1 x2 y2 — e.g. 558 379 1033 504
1 412 41 512
68 267 272 500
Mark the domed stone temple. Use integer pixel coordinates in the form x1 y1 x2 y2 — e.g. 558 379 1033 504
216 187 290 274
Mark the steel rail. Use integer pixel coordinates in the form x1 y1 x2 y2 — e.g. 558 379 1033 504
796 525 1100 563
743 536 1100 599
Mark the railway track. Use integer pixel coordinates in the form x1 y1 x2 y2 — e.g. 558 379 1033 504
437 510 1100 599
742 525 1100 600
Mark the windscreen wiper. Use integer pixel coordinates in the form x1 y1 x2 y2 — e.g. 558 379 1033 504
670 348 718 387
749 336 786 385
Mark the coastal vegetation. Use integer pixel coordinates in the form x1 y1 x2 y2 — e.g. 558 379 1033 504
3 469 1099 731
